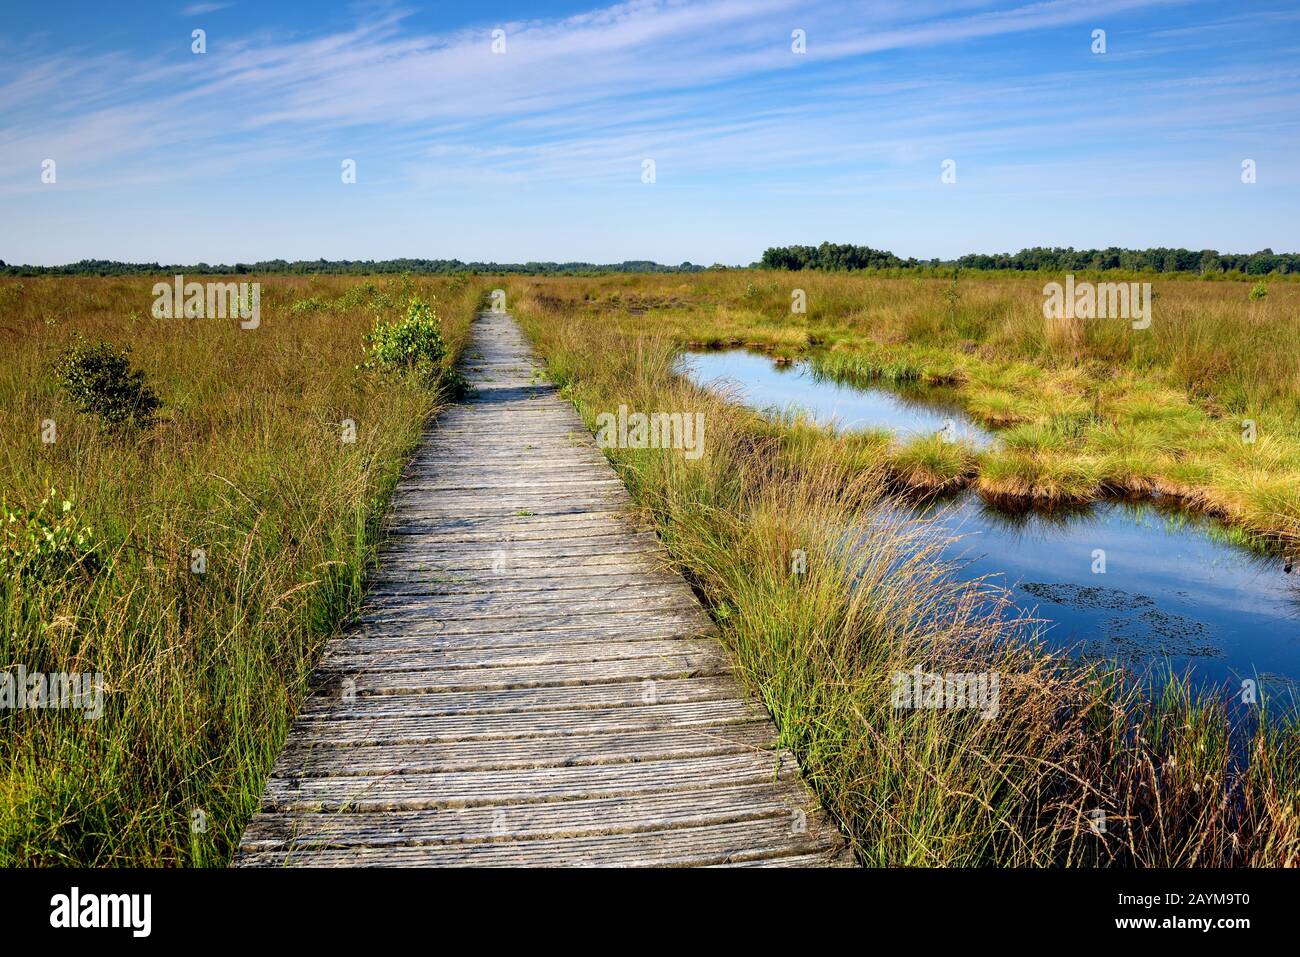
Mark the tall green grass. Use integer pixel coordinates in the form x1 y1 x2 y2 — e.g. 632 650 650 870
0 274 478 865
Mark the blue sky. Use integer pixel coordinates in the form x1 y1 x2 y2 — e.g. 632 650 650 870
2 0 1298 265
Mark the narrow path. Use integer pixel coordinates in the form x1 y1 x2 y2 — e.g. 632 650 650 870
235 311 851 867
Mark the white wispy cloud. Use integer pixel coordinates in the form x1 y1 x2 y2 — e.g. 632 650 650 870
180 2 234 15
2 0 1297 208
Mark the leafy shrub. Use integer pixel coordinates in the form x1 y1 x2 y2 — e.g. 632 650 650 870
53 339 162 429
290 297 326 313
1249 282 1268 302
361 298 464 394
337 282 394 311
0 491 101 579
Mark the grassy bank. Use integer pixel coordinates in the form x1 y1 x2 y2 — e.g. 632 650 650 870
0 273 476 865
508 278 1300 867
518 271 1300 553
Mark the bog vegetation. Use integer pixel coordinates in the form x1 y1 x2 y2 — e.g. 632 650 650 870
507 270 1300 866
52 339 162 430
2 267 1297 867
518 271 1300 553
0 274 473 865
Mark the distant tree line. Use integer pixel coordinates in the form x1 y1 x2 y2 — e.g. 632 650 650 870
760 243 1299 275
5 246 1298 276
759 244 914 271
0 258 709 277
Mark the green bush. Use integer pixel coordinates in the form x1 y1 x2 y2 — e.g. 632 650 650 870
53 339 162 429
361 298 465 394
289 297 326 313
1249 282 1268 301
337 282 394 311
0 491 101 579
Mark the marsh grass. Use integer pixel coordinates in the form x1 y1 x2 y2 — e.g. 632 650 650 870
0 274 477 865
511 279 1300 866
887 435 977 494
512 270 1299 554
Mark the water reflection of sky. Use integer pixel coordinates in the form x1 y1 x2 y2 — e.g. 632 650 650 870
924 498 1299 695
680 347 1300 701
679 350 995 448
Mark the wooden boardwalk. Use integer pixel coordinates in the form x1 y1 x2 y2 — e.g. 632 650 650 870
235 311 851 867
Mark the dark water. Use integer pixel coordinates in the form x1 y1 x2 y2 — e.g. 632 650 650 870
924 496 1300 699
679 350 995 447
680 347 1300 699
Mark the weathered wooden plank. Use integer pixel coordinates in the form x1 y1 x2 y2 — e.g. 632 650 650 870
261 752 800 812
240 782 806 850
386 508 629 533
333 620 718 654
413 443 606 457
317 652 727 695
384 498 628 520
385 502 626 521
236 817 840 867
372 532 662 559
353 604 708 635
371 546 665 566
368 561 672 586
365 567 692 597
282 699 772 745
712 850 858 868
400 479 625 496
371 549 671 572
319 639 717 670
274 724 776 776
296 676 742 719
358 584 695 616
320 637 722 672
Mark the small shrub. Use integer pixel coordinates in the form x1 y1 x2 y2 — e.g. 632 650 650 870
337 283 394 311
1249 282 1268 302
387 272 417 303
290 297 326 313
0 491 101 579
361 298 465 394
53 339 161 429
